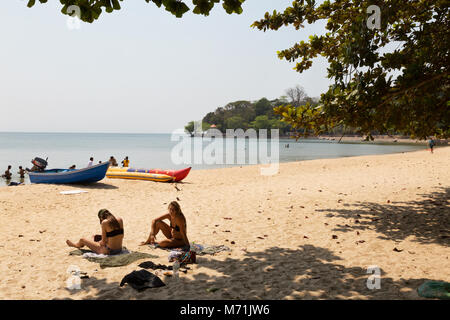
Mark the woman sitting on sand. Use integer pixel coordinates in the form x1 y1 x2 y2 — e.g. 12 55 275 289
140 201 189 248
66 209 124 255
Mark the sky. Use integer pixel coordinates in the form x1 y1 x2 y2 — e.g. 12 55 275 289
0 0 331 133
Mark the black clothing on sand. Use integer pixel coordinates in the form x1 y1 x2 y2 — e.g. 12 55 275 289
119 270 165 291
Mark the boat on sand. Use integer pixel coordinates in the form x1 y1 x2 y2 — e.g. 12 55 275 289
29 162 109 184
106 167 191 182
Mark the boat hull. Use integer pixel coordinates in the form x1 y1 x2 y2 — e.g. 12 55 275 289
28 162 109 184
106 171 174 182
107 167 191 182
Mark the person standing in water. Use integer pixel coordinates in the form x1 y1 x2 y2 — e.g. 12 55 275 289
18 166 26 179
2 165 12 180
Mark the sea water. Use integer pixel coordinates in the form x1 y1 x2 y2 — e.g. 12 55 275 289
0 132 423 186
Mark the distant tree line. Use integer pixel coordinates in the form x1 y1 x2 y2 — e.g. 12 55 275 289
185 84 422 140
185 86 320 137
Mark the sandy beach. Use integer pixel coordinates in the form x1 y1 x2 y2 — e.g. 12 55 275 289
0 147 448 300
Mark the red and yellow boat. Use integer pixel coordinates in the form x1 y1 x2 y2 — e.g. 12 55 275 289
106 167 191 182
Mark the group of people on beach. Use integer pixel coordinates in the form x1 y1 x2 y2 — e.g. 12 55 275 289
85 156 129 168
108 156 129 167
69 156 129 170
1 156 131 181
2 165 26 180
66 201 189 255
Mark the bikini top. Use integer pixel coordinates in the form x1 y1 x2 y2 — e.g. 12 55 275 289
106 228 124 238
170 222 180 232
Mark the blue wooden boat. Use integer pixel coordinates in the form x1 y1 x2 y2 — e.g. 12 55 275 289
28 162 109 184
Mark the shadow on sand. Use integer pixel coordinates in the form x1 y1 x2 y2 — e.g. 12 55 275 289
316 188 450 246
69 182 119 190
60 245 434 300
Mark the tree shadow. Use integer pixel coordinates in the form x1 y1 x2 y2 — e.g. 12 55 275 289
189 245 430 300
65 245 435 300
315 188 449 246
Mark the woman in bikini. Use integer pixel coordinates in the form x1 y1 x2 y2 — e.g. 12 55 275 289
66 209 124 255
140 201 189 248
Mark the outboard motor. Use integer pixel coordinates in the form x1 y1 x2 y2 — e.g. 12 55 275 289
31 157 48 170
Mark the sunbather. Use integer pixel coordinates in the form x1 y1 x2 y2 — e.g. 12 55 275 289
66 209 124 255
140 201 189 248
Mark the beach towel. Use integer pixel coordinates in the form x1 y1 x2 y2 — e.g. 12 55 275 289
417 281 450 300
149 243 230 256
82 249 130 259
60 190 88 195
148 243 190 251
198 245 230 255
150 243 228 264
69 248 157 269
120 269 165 291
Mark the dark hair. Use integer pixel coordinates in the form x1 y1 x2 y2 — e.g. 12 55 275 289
98 209 121 230
90 157 94 161
7 165 11 169
19 166 22 169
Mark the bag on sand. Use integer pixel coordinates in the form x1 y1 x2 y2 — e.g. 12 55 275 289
179 250 196 264
417 281 450 300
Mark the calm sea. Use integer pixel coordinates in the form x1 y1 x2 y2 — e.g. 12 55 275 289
0 132 424 186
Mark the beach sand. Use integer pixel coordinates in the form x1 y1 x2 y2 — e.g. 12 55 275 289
0 147 448 300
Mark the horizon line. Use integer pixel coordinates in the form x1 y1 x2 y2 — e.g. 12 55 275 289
0 131 176 135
